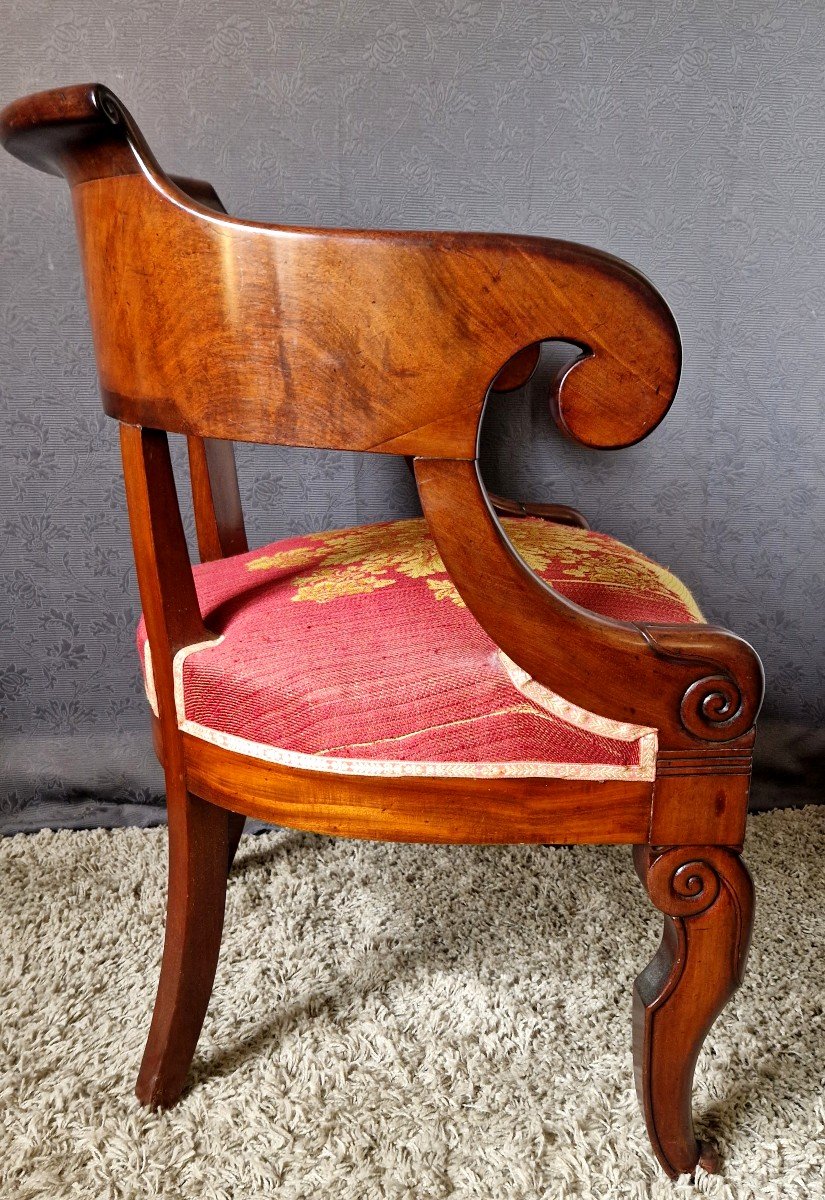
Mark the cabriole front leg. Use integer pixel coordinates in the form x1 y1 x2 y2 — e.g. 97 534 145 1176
632 844 754 1179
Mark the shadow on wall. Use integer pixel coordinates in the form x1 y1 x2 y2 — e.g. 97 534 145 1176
752 719 825 811
1 729 166 833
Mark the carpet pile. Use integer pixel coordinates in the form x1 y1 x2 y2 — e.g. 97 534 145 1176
1 806 823 1199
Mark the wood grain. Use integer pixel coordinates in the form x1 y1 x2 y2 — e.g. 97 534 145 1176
187 437 248 563
633 843 754 1178
1 84 682 455
179 725 653 845
415 457 763 752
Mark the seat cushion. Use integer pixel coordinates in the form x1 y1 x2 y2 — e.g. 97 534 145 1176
138 517 702 782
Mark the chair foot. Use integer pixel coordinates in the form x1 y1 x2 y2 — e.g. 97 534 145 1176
632 844 754 1179
136 790 230 1109
227 812 246 871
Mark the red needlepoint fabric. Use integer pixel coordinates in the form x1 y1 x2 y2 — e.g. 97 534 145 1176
137 517 702 780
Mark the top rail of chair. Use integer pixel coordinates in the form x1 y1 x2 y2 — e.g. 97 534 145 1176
1 83 681 456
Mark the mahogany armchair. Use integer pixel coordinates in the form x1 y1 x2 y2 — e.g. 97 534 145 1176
1 84 764 1181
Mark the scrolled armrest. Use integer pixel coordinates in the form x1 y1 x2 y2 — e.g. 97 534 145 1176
415 457 763 752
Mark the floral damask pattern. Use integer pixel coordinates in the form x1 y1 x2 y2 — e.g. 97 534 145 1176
2 0 824 820
246 518 702 614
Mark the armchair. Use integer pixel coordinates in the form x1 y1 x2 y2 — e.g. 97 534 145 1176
0 84 764 1180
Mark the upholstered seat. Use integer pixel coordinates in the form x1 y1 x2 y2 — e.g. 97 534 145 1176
139 517 702 781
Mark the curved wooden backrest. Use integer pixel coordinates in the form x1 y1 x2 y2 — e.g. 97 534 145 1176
1 83 681 457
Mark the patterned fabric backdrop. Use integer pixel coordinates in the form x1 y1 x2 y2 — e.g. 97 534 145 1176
2 0 824 827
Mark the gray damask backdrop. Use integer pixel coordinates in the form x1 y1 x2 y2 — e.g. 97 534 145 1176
2 0 824 829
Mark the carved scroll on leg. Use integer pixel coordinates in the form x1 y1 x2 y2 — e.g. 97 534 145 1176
632 844 754 1179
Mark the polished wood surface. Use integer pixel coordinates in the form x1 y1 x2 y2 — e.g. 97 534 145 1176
415 458 763 753
490 341 541 392
633 845 754 1176
135 786 231 1108
1 83 765 1181
403 455 591 529
484 494 590 529
119 423 231 1106
187 436 248 563
178 723 653 844
3 83 681 455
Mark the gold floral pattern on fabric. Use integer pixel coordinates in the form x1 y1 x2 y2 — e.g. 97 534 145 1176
425 577 461 604
247 520 448 603
245 517 702 618
247 545 320 572
505 520 702 616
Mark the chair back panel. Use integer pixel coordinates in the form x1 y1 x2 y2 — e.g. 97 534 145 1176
2 84 681 456
74 172 680 456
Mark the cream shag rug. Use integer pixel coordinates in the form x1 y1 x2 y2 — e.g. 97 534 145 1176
1 807 824 1200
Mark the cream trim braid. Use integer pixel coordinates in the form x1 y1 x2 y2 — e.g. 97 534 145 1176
140 637 658 782
498 651 658 775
